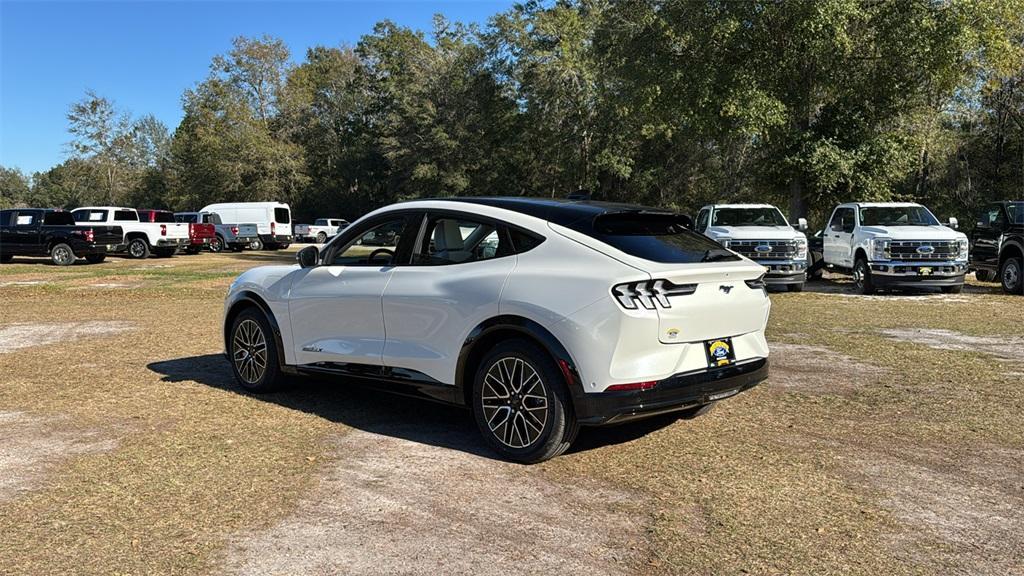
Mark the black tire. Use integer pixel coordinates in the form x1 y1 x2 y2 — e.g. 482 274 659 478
50 243 76 266
677 402 716 420
279 243 290 250
1001 257 1024 295
127 237 150 259
853 257 875 295
85 254 106 264
316 231 327 244
0 254 13 263
787 283 804 292
250 238 264 251
941 284 963 294
974 269 994 283
472 339 578 464
185 247 200 255
210 235 225 253
228 307 287 393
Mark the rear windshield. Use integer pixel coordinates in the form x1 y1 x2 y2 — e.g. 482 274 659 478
43 212 75 226
586 213 740 263
274 207 290 224
144 211 176 223
175 213 197 223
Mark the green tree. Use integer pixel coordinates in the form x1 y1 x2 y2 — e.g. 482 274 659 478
0 166 31 208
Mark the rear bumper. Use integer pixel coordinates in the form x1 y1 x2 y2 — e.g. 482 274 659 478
188 237 213 247
259 234 293 244
155 238 189 248
574 358 769 425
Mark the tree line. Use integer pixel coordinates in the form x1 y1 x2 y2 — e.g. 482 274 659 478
2 0 1022 227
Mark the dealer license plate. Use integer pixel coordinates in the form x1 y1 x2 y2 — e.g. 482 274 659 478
704 337 735 368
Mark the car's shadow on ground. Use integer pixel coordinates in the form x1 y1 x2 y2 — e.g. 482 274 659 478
796 276 1004 296
147 354 676 462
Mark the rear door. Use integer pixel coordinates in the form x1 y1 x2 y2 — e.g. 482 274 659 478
287 213 418 367
9 210 42 254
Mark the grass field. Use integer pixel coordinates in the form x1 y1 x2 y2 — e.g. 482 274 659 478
1 249 1021 575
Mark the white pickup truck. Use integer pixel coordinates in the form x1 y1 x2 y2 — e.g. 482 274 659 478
72 206 189 259
695 203 809 291
294 218 349 243
822 202 968 294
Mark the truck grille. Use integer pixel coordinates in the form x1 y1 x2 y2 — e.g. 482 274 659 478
729 240 799 260
887 240 958 261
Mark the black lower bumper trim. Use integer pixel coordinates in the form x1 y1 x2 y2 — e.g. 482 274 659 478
871 273 965 289
575 358 769 426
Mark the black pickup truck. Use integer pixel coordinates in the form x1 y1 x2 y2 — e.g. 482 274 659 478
0 208 123 266
969 201 1024 294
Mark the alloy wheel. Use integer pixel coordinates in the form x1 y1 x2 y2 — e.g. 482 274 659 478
53 246 73 265
233 319 268 385
1005 261 1021 291
130 240 146 258
480 357 549 449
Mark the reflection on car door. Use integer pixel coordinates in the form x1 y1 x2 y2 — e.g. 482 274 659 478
287 215 416 367
381 213 517 386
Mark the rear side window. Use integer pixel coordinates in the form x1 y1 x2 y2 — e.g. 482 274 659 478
15 213 36 225
582 213 737 264
114 210 138 221
274 208 290 224
43 212 75 225
74 209 108 222
415 217 509 265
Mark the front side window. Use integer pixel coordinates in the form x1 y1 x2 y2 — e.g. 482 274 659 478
331 217 408 266
15 213 35 225
416 217 507 265
711 207 787 227
830 208 855 233
74 209 108 222
859 205 938 227
696 209 710 232
1006 203 1023 225
584 213 738 264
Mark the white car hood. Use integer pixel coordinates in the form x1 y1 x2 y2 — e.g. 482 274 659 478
706 226 805 241
230 264 299 296
859 225 965 241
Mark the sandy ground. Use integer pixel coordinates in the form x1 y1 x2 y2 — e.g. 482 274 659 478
0 321 135 354
223 427 648 576
769 343 890 396
880 328 1024 366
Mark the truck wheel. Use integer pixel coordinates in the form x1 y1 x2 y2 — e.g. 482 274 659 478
50 243 76 266
316 232 327 244
941 284 963 294
209 236 225 253
1001 257 1024 295
127 238 150 259
85 254 106 264
853 258 875 295
250 239 264 251
787 283 804 292
974 269 993 282
472 339 578 464
229 308 287 392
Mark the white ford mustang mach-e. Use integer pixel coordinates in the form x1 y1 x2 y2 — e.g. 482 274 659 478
223 198 771 462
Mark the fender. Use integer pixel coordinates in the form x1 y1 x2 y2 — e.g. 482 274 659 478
224 291 297 374
455 315 584 408
1000 237 1024 261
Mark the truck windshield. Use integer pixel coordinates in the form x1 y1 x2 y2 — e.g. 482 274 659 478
859 206 939 227
711 208 787 227
1008 203 1024 225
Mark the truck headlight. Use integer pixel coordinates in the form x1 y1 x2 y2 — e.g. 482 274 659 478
719 238 731 248
794 238 807 259
870 238 889 261
957 239 969 260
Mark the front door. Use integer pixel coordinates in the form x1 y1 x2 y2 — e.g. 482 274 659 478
287 214 417 367
823 207 855 267
971 204 1004 270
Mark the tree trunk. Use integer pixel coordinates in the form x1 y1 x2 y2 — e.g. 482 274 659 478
788 175 806 222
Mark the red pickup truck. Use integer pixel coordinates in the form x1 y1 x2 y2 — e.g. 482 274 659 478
139 209 214 254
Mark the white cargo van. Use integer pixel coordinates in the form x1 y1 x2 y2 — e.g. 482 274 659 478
199 202 293 250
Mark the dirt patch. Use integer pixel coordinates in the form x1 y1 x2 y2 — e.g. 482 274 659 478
0 320 135 354
768 343 889 395
0 411 119 500
223 428 648 576
841 445 1024 575
880 328 1024 366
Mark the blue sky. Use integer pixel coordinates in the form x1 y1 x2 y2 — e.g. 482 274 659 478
0 1 514 175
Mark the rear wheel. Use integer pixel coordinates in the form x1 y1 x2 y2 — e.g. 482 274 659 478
853 258 875 295
50 243 76 266
473 339 577 464
85 254 106 264
229 308 286 392
209 235 225 253
127 238 150 259
787 283 804 292
1001 257 1023 295
250 238 264 251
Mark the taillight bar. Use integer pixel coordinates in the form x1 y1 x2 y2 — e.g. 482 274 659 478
77 228 94 243
612 279 696 310
230 226 239 235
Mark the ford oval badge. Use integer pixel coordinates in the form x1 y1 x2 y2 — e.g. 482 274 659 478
755 244 772 253
917 245 935 254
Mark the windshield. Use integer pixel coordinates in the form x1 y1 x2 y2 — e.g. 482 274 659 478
712 207 788 227
859 206 939 227
588 213 740 263
1008 203 1024 225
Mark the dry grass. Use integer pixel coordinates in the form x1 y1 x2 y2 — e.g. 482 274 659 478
1 254 1022 575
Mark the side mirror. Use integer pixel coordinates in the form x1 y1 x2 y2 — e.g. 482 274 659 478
297 245 319 268
796 217 808 231
947 217 958 230
830 223 842 232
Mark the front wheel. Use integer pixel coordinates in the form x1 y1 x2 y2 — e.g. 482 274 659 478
1001 257 1024 295
50 243 76 266
229 308 287 392
853 258 875 295
974 269 994 283
127 238 150 259
472 339 577 464
85 254 106 264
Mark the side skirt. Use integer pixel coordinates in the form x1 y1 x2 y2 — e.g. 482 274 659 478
294 362 464 406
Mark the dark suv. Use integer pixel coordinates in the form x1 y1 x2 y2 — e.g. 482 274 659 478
970 201 1024 294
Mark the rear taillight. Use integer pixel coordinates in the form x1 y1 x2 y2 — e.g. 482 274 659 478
745 274 767 291
230 226 239 235
79 228 94 243
160 224 167 236
612 279 696 310
605 381 657 392
271 221 276 234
